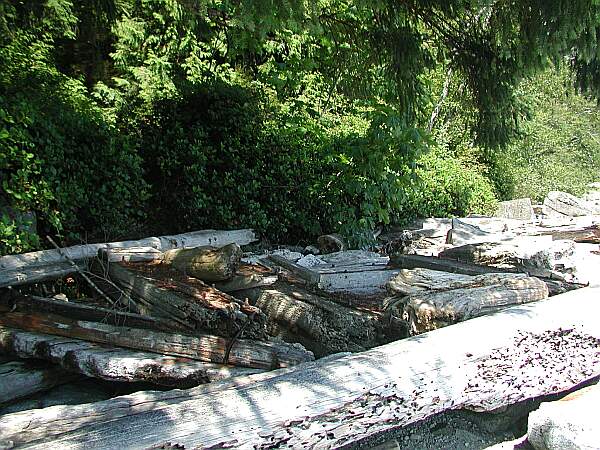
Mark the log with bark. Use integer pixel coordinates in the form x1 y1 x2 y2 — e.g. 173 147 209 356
162 243 242 282
99 261 267 338
0 327 260 387
1 288 598 449
240 282 391 357
0 229 257 288
0 361 77 405
212 264 278 293
0 311 314 370
384 269 549 335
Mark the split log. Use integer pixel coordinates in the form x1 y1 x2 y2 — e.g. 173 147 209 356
384 273 548 335
391 254 584 296
1 288 598 449
386 268 527 296
0 311 314 370
241 283 387 357
0 229 257 288
0 361 76 405
102 262 266 338
0 327 260 387
0 295 184 332
162 243 242 282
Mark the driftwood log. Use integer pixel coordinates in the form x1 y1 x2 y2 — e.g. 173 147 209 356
384 270 549 335
0 288 598 449
0 229 257 288
213 264 278 293
162 243 242 282
241 283 388 357
0 361 77 405
0 311 313 370
0 327 260 387
101 262 267 338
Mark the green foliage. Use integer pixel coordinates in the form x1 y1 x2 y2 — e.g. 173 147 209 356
498 66 600 201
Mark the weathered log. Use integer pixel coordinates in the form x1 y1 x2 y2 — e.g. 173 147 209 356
317 233 348 253
391 254 584 296
0 229 257 288
384 274 549 335
0 327 260 387
0 288 598 449
0 294 184 332
212 264 278 293
386 268 527 296
495 198 535 220
543 190 599 217
102 262 266 338
540 225 600 243
241 282 387 357
162 243 242 282
0 361 76 404
0 311 313 370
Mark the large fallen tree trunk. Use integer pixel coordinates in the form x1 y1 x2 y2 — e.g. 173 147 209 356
384 270 549 335
100 262 267 338
0 288 598 449
212 264 278 293
241 282 389 357
162 243 242 282
391 254 585 296
0 229 257 288
0 311 313 370
0 361 77 405
0 327 260 387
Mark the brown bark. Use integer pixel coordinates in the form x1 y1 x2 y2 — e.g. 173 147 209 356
162 243 242 282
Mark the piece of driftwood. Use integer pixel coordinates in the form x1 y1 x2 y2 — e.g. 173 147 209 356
317 233 348 253
0 311 313 370
0 294 184 332
212 264 278 293
540 225 600 244
0 327 260 387
391 254 584 296
386 268 527 296
0 229 257 288
102 262 266 338
162 243 242 282
1 288 598 449
241 283 386 357
0 361 76 405
384 273 548 335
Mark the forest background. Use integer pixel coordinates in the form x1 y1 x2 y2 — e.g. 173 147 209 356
2 0 600 255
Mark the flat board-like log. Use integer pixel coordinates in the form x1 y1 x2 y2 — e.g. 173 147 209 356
0 229 257 288
385 276 549 335
0 327 260 387
162 243 242 282
103 262 266 338
0 361 76 404
386 268 527 296
0 288 598 449
241 283 387 356
0 311 313 370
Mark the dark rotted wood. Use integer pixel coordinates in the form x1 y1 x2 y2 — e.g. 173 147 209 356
162 243 242 282
0 294 184 332
240 282 391 357
0 326 261 387
0 361 77 404
1 288 598 449
99 262 267 339
0 311 314 370
391 254 584 296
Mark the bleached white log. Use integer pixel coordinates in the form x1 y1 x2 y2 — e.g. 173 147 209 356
0 361 76 404
0 288 599 449
0 229 257 288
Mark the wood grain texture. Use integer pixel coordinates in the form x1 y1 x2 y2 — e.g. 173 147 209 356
0 288 598 449
0 326 261 387
0 361 76 404
162 243 242 282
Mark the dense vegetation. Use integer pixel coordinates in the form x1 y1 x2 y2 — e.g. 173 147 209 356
2 0 600 254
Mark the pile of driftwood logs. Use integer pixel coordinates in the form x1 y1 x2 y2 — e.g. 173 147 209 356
0 188 599 448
